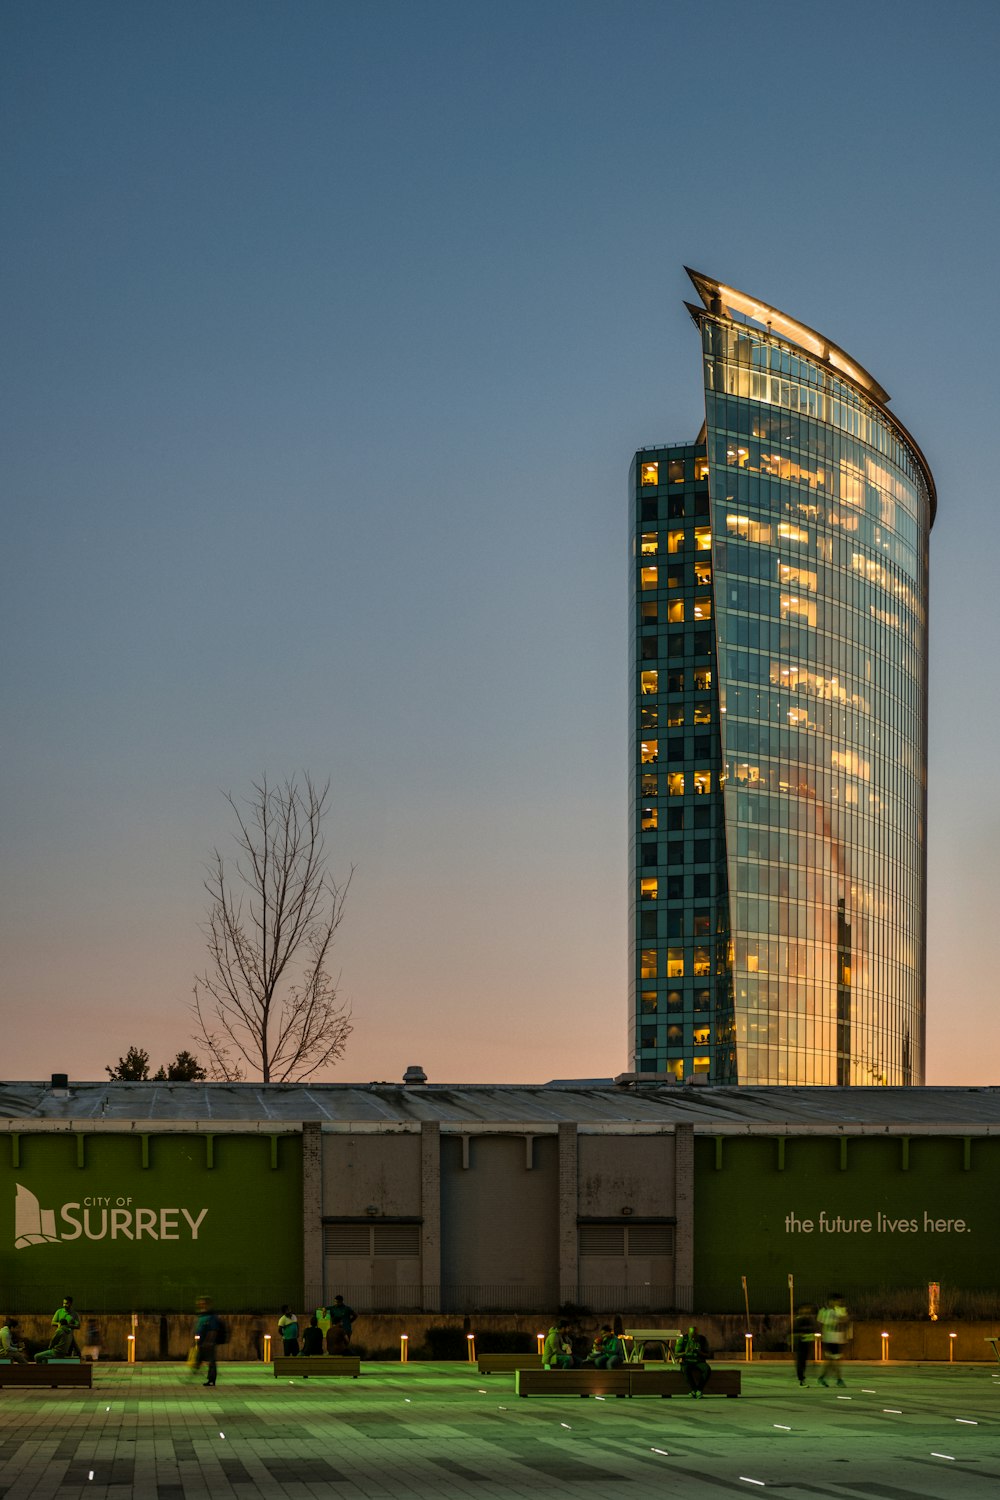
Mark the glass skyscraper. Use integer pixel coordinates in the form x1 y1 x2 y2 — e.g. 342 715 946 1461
629 270 935 1086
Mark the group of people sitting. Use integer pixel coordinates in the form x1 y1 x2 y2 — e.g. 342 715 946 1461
542 1319 712 1395
1 1297 92 1365
276 1295 357 1356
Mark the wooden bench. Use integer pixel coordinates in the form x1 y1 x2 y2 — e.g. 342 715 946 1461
0 1360 93 1389
477 1353 543 1374
272 1355 360 1379
629 1367 742 1398
516 1368 632 1398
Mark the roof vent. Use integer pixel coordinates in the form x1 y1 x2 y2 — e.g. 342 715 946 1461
402 1065 427 1085
50 1072 69 1097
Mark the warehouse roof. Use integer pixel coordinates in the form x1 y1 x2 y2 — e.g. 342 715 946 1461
3 1080 1000 1130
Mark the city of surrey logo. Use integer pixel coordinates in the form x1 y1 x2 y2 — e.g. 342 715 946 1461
13 1183 209 1250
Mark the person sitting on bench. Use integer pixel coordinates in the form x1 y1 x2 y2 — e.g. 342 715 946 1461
675 1324 711 1397
584 1325 624 1369
543 1320 577 1369
0 1317 29 1364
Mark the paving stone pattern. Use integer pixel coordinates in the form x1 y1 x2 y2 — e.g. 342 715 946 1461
0 1361 999 1498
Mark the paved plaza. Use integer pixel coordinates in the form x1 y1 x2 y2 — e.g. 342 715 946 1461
1 1360 999 1499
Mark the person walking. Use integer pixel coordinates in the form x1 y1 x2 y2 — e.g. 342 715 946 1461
675 1324 712 1397
82 1318 102 1363
192 1296 224 1388
792 1303 817 1385
277 1305 299 1356
817 1292 850 1387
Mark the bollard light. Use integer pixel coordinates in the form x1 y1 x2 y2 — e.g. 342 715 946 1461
400 1334 408 1364
949 1333 957 1363
536 1333 545 1356
262 1333 271 1363
813 1331 822 1360
127 1334 135 1365
744 1333 753 1363
881 1331 890 1362
467 1334 477 1364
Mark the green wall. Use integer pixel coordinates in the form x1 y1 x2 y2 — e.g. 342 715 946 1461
1 1132 302 1312
694 1135 1000 1311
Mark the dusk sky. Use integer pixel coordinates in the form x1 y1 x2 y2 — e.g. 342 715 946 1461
4 0 999 1086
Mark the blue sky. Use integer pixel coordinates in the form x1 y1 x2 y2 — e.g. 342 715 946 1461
3 0 999 1083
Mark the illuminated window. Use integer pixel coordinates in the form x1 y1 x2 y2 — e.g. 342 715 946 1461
640 739 658 765
780 594 817 625
667 600 684 624
693 1025 711 1045
641 670 658 695
734 762 762 785
692 946 711 976
668 459 685 483
666 948 684 978
776 522 809 544
831 748 871 780
693 770 711 795
726 514 772 543
641 601 657 624
641 705 657 729
666 989 683 1011
666 529 684 554
641 567 660 595
640 877 658 900
641 773 658 797
693 667 712 691
693 596 712 620
640 990 657 1013
778 563 817 592
666 1024 683 1044
641 805 658 831
666 707 684 727
694 561 712 585
665 1058 684 1080
693 703 712 725
640 950 658 979
641 462 659 486
692 1056 711 1074
641 532 658 556
666 772 685 796
694 527 712 551
839 459 864 506
726 445 750 468
695 458 709 481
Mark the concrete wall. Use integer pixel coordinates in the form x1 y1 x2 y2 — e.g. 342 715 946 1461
322 1131 422 1216
439 1133 559 1306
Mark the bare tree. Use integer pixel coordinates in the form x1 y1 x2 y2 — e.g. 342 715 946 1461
192 774 353 1082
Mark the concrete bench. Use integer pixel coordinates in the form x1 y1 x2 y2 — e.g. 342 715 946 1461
477 1353 543 1374
273 1356 360 1379
0 1360 93 1388
515 1368 632 1398
629 1367 742 1398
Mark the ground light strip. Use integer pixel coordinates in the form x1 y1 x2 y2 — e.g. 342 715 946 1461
739 1478 765 1486
931 1453 955 1460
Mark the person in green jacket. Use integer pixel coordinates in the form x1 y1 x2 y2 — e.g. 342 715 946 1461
543 1320 576 1369
675 1324 711 1397
36 1296 79 1362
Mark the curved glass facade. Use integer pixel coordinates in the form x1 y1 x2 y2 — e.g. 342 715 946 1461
629 273 934 1086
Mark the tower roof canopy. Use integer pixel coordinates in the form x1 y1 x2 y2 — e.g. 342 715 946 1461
685 267 936 522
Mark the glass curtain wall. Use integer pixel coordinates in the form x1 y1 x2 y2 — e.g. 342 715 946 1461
630 277 933 1087
701 310 932 1085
